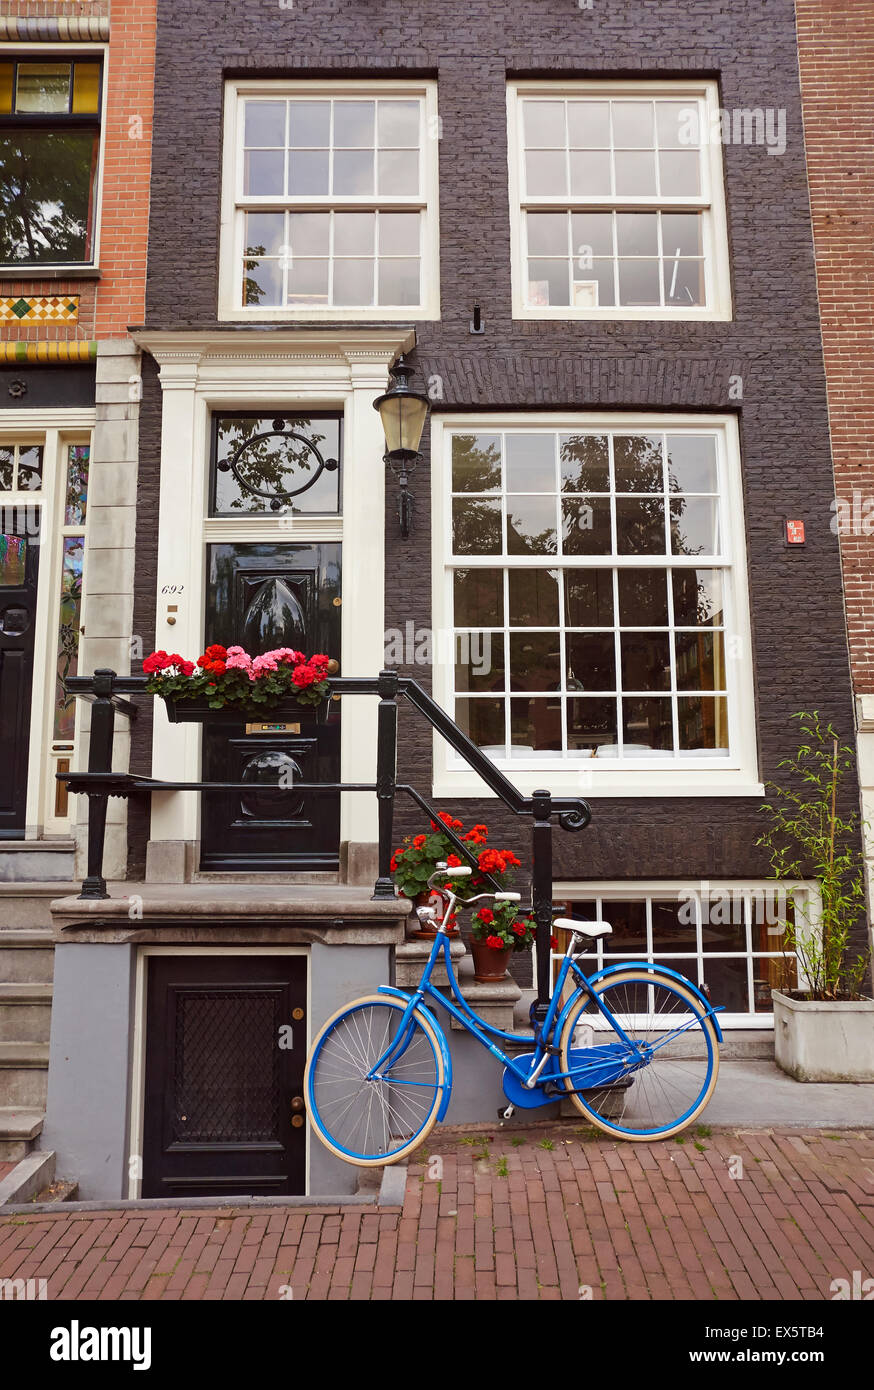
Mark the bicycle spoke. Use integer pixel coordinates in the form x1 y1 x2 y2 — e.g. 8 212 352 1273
563 972 717 1137
309 1001 443 1160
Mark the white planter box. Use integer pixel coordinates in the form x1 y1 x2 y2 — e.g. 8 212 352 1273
772 989 874 1082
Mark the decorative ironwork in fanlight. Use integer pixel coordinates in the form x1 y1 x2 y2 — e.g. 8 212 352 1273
216 416 338 512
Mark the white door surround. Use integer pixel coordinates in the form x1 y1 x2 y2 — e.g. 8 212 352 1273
133 328 414 882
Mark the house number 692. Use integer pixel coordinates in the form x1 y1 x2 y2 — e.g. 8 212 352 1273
161 584 184 594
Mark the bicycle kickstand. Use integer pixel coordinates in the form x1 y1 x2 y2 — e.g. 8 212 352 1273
499 1103 516 1120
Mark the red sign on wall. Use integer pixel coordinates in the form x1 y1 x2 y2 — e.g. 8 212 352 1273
785 519 806 545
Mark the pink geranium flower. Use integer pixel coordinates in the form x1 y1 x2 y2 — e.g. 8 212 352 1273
225 646 252 671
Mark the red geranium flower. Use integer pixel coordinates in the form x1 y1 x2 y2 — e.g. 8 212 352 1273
143 650 170 674
438 812 463 831
412 834 426 849
485 934 505 950
550 935 559 950
292 664 317 687
446 853 462 867
512 923 526 936
477 908 494 924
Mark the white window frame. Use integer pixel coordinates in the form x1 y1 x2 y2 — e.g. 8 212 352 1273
0 42 109 271
431 411 760 799
218 78 441 322
507 79 732 322
543 880 820 1029
0 410 95 837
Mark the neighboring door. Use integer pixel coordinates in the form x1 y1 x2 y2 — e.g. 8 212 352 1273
201 542 341 873
142 954 307 1199
0 518 39 837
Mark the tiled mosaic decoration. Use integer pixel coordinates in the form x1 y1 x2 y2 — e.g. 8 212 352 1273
0 295 80 324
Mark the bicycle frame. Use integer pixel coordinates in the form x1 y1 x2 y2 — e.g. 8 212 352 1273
369 924 723 1102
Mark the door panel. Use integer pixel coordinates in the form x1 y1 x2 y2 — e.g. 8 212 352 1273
142 955 307 1199
201 542 341 872
0 520 39 836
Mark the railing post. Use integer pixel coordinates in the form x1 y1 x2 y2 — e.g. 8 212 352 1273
372 668 399 901
78 668 116 900
532 788 554 1023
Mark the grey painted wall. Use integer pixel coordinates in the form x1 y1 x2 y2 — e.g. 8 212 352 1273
42 943 136 1201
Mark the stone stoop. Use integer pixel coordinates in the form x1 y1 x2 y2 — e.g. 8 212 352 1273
0 842 75 884
395 937 522 1032
0 890 66 1161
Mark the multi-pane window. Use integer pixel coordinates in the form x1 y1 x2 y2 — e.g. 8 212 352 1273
508 83 730 318
0 58 102 265
445 424 746 767
550 887 806 1024
223 83 439 316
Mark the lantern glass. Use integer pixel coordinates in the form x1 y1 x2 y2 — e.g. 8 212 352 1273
378 390 429 457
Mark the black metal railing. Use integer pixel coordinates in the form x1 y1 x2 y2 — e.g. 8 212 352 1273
60 668 591 1017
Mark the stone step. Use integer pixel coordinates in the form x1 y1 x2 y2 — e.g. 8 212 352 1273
0 983 53 1043
396 937 466 988
0 1106 44 1161
0 842 75 884
0 882 75 930
0 930 55 984
0 1149 55 1207
34 1177 79 1205
449 955 522 1031
0 1042 49 1108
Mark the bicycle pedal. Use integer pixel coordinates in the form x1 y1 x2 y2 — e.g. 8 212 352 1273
499 1104 516 1120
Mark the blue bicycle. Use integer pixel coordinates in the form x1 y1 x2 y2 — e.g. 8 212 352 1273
306 866 724 1165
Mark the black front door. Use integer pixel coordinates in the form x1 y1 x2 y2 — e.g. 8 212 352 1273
0 516 39 838
142 954 307 1199
201 542 341 873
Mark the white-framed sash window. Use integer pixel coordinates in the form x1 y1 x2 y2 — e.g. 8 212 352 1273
219 79 440 321
545 881 815 1028
507 79 732 321
431 412 759 799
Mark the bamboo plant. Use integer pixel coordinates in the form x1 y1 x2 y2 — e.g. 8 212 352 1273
757 711 871 1001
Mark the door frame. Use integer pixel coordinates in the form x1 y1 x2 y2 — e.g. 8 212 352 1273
135 329 414 873
0 408 96 839
128 945 311 1199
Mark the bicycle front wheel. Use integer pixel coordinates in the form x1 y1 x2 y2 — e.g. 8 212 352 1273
305 994 447 1166
558 969 719 1140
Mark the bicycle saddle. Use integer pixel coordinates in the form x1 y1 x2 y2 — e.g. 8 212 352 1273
554 918 613 939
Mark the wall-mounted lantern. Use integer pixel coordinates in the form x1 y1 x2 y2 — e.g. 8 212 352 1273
373 356 430 538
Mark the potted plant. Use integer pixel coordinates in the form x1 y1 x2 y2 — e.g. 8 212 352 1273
757 711 874 1082
469 901 540 982
142 644 333 721
391 815 522 938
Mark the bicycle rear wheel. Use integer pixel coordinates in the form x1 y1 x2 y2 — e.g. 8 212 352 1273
305 994 447 1166
558 969 719 1140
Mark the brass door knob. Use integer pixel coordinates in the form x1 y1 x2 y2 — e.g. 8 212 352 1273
291 1095 305 1113
327 658 339 674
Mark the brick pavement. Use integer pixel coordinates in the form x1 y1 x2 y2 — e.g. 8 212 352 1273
0 1126 872 1301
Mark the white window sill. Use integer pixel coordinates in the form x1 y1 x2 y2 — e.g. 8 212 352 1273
433 765 765 799
217 305 439 323
513 305 732 323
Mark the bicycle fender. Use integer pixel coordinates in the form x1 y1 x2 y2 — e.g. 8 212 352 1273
584 961 724 1042
377 985 454 1119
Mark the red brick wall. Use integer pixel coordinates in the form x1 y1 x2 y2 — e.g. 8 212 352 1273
1 0 155 342
796 0 874 694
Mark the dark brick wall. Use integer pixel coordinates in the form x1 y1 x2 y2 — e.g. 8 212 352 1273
132 0 859 935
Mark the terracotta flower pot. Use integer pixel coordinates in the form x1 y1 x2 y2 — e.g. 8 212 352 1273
470 940 513 982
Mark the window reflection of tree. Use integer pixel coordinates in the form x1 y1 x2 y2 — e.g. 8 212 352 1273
215 417 334 513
